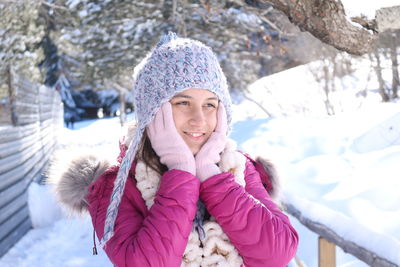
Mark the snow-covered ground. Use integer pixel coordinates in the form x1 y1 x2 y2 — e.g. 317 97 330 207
1 54 400 266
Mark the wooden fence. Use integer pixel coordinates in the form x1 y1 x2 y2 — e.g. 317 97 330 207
283 201 399 267
0 67 63 257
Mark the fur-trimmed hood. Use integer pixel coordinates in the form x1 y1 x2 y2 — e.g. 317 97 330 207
47 124 280 214
46 150 111 213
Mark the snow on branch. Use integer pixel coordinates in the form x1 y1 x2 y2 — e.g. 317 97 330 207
376 6 400 32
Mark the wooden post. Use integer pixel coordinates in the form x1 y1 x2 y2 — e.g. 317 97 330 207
319 236 336 267
119 91 126 127
6 65 18 126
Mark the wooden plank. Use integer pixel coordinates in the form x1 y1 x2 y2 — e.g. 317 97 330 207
35 125 56 152
0 178 27 210
0 147 44 190
17 84 38 96
0 141 42 174
19 139 54 185
41 105 54 113
42 125 55 140
38 140 56 166
0 117 12 127
0 191 27 224
13 86 38 101
14 100 39 109
39 93 54 102
0 215 31 257
13 93 39 106
0 132 39 159
0 101 11 125
40 111 54 122
39 101 54 111
7 67 18 126
36 132 54 152
12 72 35 87
14 113 40 125
14 101 39 114
32 134 55 185
39 92 54 100
39 121 52 135
0 205 29 241
39 103 54 111
319 236 336 267
0 121 56 159
39 87 53 95
0 123 39 144
12 74 37 92
27 151 51 184
40 118 53 128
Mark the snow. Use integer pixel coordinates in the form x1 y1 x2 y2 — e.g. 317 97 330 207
0 217 111 267
66 0 82 10
341 0 400 19
28 183 63 229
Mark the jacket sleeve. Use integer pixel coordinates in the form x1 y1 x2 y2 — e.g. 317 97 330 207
199 159 299 267
87 168 200 267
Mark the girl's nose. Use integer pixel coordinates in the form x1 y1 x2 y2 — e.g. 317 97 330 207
189 106 206 126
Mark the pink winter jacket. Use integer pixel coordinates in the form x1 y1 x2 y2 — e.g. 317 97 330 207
86 157 298 267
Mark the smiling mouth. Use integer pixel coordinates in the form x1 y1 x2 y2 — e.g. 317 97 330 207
184 132 205 138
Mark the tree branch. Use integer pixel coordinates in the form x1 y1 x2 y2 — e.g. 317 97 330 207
248 0 377 55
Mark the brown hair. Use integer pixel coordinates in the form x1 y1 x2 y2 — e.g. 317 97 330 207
136 130 168 176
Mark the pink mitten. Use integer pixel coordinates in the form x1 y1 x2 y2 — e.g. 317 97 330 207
195 104 228 181
147 102 195 174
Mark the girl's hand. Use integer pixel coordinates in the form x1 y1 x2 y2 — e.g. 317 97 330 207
195 104 228 181
147 102 195 175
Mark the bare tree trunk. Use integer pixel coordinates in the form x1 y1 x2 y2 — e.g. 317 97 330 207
373 49 390 102
6 65 18 126
119 92 126 127
250 0 376 55
242 92 273 117
389 32 399 99
106 80 128 126
307 58 336 115
322 64 334 115
330 54 339 111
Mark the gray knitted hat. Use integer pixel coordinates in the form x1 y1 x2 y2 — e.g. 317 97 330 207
100 32 232 247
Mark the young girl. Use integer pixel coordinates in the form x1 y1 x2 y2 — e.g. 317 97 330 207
51 32 298 267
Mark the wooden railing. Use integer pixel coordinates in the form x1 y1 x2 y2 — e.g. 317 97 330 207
283 201 399 267
0 67 63 257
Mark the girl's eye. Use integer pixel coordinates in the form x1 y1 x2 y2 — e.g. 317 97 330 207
204 103 217 108
176 101 189 105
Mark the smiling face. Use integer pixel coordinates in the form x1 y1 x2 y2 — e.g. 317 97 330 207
170 88 219 155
